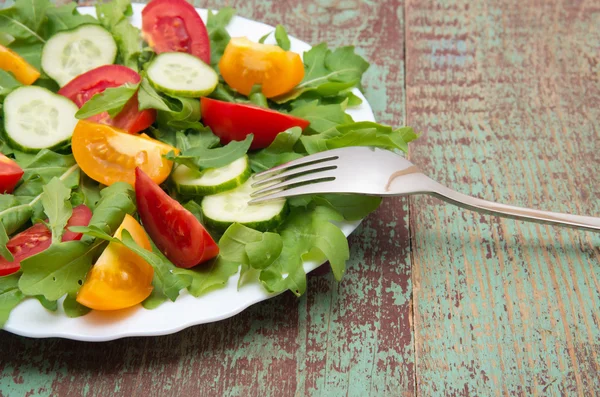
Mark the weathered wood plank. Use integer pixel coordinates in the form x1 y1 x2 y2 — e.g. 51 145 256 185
405 0 600 395
0 1 413 396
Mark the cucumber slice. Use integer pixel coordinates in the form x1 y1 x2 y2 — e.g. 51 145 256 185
201 178 288 232
173 156 251 196
3 86 79 152
41 24 117 86
147 52 218 97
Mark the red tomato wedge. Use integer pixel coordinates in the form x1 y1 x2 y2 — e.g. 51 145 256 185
0 154 24 194
58 65 156 134
142 0 211 64
0 205 92 276
200 98 310 149
135 168 219 268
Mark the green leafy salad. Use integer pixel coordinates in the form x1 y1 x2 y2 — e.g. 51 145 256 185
0 0 416 326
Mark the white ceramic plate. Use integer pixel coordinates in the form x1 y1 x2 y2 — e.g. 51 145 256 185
3 3 376 341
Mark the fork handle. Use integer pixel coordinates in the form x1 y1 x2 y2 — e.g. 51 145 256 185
428 181 600 232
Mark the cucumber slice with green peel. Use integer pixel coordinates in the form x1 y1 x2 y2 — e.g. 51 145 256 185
3 86 79 152
201 178 288 232
147 52 218 97
173 156 251 196
41 24 117 86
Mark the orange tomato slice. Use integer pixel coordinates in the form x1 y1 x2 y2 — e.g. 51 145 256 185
218 37 304 98
0 44 40 85
71 120 176 186
76 214 154 311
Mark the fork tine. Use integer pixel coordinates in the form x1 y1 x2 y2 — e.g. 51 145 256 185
248 179 335 204
251 163 338 188
253 152 339 181
251 171 337 198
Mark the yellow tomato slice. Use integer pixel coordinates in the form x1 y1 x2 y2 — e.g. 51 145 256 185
72 120 176 186
0 44 40 85
76 214 154 311
219 37 304 98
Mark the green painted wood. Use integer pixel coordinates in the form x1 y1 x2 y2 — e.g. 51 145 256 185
0 1 413 396
405 0 600 395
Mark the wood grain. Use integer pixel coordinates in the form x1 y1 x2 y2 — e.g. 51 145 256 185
0 1 413 396
405 0 600 395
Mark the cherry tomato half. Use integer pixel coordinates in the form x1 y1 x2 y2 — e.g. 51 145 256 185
0 154 24 194
201 97 310 149
219 37 304 98
135 167 219 268
142 0 211 64
58 65 156 134
0 44 40 85
71 121 176 186
0 205 92 276
76 214 154 311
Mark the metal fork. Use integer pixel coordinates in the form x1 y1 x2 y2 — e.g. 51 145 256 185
250 146 600 232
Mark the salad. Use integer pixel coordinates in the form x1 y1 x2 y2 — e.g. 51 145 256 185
0 0 416 325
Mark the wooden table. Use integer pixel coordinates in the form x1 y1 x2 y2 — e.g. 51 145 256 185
1 0 599 395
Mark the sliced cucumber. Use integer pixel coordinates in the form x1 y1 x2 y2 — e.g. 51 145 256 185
201 178 288 232
42 24 117 86
147 52 218 97
3 86 79 152
173 156 251 196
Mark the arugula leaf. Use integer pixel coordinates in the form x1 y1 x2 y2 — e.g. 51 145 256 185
75 83 139 119
0 273 24 327
41 177 73 243
249 127 304 173
248 85 268 108
19 240 95 300
0 222 14 262
206 7 235 69
218 223 283 270
44 3 99 37
9 42 43 71
156 96 201 127
0 158 79 235
290 101 353 133
138 78 170 111
218 223 261 263
138 79 201 127
301 122 416 154
175 129 220 151
0 31 14 46
0 195 36 235
14 150 78 197
142 290 167 310
274 25 291 51
35 295 57 311
183 200 204 223
290 101 353 134
0 70 22 98
274 44 369 103
86 182 136 236
73 173 102 211
208 82 249 103
167 134 253 172
258 32 270 44
245 233 283 270
260 206 349 295
0 0 51 45
63 294 90 318
95 0 141 70
174 257 240 297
